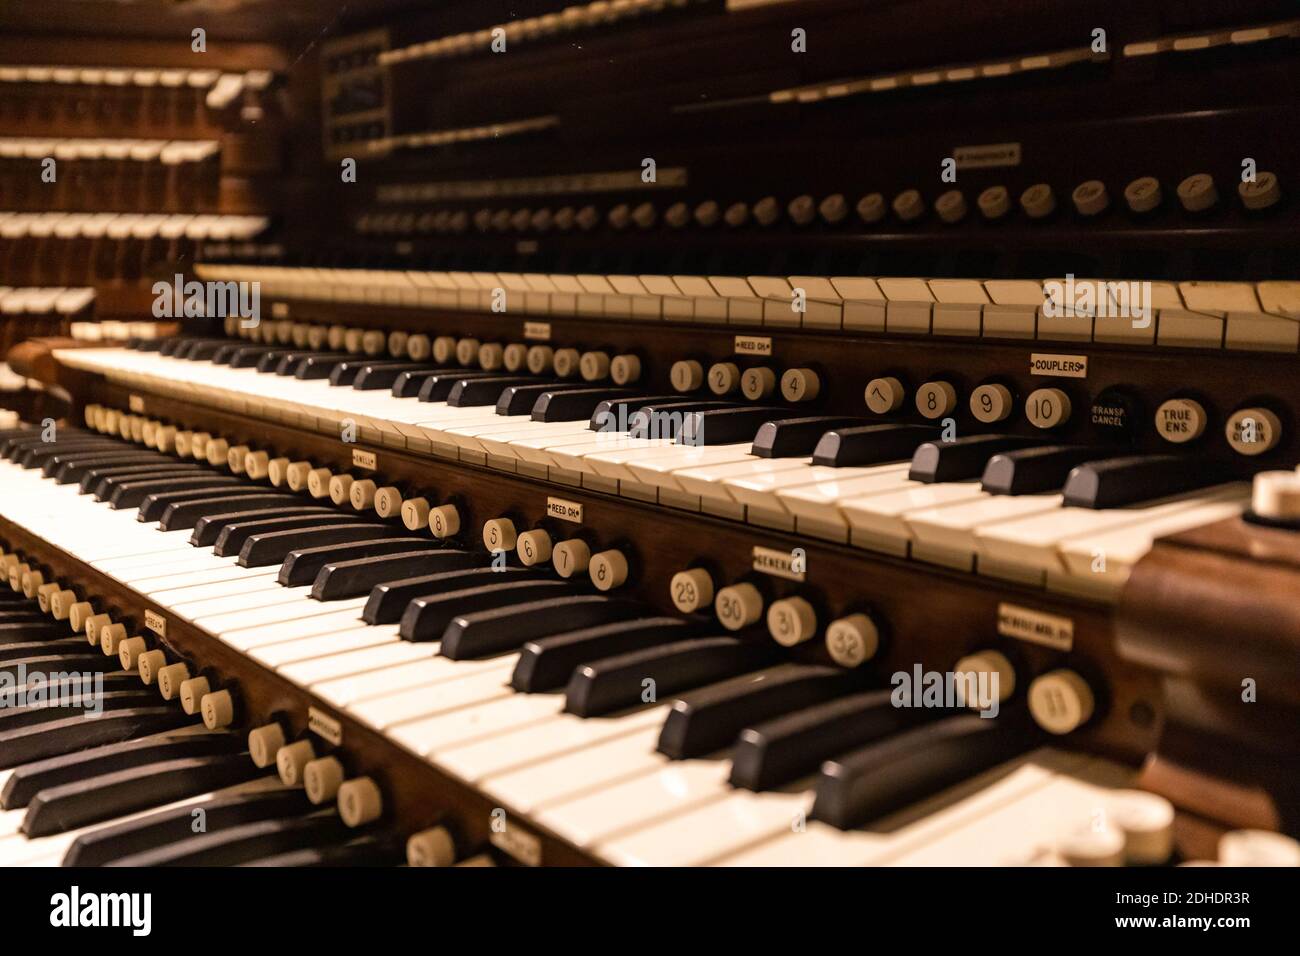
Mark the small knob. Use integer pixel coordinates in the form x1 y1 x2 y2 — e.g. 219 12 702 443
157 662 190 700
1123 176 1162 213
891 189 925 222
552 539 591 578
249 723 286 768
179 676 211 715
483 517 517 552
138 649 168 685
766 596 818 647
708 362 742 396
825 613 880 668
553 207 576 231
969 383 1014 423
503 343 528 372
205 437 230 467
307 468 334 498
670 360 704 392
694 200 721 227
407 826 457 867
1071 179 1109 216
516 529 553 566
741 367 777 401
329 474 354 506
915 380 958 419
723 201 750 227
352 479 382 510
579 351 611 381
934 189 966 223
607 203 631 230
715 583 764 631
952 650 1017 705
304 756 345 804
864 376 906 414
1025 387 1071 429
343 328 366 353
67 600 94 633
226 445 251 474
101 623 128 656
1058 822 1126 867
118 635 148 671
752 196 781 226
1028 669 1095 735
1238 171 1281 210
1110 790 1175 865
1019 183 1056 219
664 202 690 229
552 348 581 378
401 497 431 531
818 193 848 224
478 343 505 371
406 333 431 361
1218 829 1300 867
526 345 555 375
670 568 715 614
338 777 384 827
84 613 110 645
387 330 409 357
631 201 657 229
432 336 457 364
856 193 887 223
201 689 235 729
780 368 820 403
787 194 816 226
51 588 77 620
244 450 270 479
575 205 600 231
1154 398 1207 444
1177 173 1218 213
277 739 316 786
456 338 481 366
589 549 629 591
610 354 641 385
429 504 461 539
1252 471 1300 520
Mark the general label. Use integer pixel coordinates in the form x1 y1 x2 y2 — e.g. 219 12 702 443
546 497 583 523
1029 353 1088 379
524 321 552 341
144 609 167 638
953 142 1022 169
734 335 773 356
997 602 1073 651
752 546 806 582
351 448 377 470
307 707 344 746
128 394 145 413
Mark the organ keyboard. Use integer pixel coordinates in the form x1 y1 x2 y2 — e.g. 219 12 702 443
0 0 1298 879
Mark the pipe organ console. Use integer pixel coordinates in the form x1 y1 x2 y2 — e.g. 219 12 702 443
0 0 1297 872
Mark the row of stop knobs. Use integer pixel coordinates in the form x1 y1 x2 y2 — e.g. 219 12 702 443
358 170 1283 235
3 544 463 866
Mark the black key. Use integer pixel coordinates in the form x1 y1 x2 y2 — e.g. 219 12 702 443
136 484 276 521
564 637 779 718
0 622 64 644
0 610 60 626
657 664 865 760
292 353 354 379
107 475 242 510
392 368 453 398
64 789 313 866
630 399 743 438
22 440 124 468
159 493 305 531
678 407 794 446
44 450 164 480
2 652 115 680
210 342 244 364
185 340 227 361
531 388 636 423
282 539 446 588
495 381 591 416
982 445 1117 495
399 579 572 642
362 567 541 625
729 689 934 791
231 346 291 368
0 638 102 664
1 674 139 710
191 506 338 547
240 832 406 867
22 752 262 838
83 463 204 495
0 707 187 769
212 513 365 556
328 358 412 387
275 351 348 375
589 395 681 431
2 731 246 810
94 468 219 501
909 434 1044 483
239 523 404 567
64 457 197 486
441 596 644 661
512 617 698 692
107 812 351 866
0 688 157 733
811 423 938 468
751 416 865 458
812 711 1039 829
311 548 470 600
448 375 536 407
417 370 507 403
1062 455 1230 509
354 362 444 390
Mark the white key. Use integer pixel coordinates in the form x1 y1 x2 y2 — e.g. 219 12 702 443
349 660 517 729
906 493 1065 570
841 481 987 555
279 641 436 686
249 625 402 669
314 653 506 708
387 693 566 756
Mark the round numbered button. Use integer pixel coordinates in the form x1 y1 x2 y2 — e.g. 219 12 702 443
482 518 517 552
741 367 777 401
1028 669 1095 735
708 362 741 396
1025 387 1071 429
552 539 591 578
670 568 714 614
589 549 629 591
670 360 704 392
824 614 880 668
780 368 820 403
516 529 553 566
428 504 460 539
864 377 905 414
766 597 817 647
970 383 1013 423
915 380 957 419
715 583 764 631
